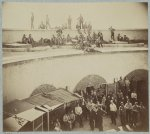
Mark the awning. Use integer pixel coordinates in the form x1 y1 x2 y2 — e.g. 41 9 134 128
4 99 34 118
4 116 28 132
35 106 49 112
43 103 63 111
17 108 45 122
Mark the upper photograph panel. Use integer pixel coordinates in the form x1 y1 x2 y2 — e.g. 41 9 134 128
2 2 148 132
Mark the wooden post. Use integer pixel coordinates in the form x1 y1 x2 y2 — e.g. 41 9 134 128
42 115 43 131
106 84 108 96
33 121 34 131
48 112 49 131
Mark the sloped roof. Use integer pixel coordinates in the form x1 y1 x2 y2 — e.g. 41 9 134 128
74 75 107 92
44 99 62 108
24 93 62 107
4 99 34 118
25 94 51 105
30 84 56 96
17 108 45 122
49 88 80 103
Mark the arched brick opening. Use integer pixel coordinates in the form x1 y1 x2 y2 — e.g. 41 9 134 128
30 84 57 96
124 69 148 107
73 74 107 93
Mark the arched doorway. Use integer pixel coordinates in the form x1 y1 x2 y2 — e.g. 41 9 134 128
124 69 148 107
74 74 107 94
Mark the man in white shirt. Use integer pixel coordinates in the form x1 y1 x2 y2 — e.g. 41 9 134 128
131 90 137 104
75 103 83 127
110 100 117 125
125 100 132 124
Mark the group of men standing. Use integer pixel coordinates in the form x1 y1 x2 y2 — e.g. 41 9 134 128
47 76 147 132
115 77 148 128
62 99 106 131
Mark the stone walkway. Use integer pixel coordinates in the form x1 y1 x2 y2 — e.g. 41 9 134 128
3 48 84 64
72 115 122 131
3 46 148 65
95 47 148 53
72 115 142 132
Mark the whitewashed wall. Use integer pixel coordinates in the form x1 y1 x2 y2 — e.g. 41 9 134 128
3 52 148 104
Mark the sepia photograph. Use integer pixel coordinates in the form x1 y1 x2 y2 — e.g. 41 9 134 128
2 1 149 132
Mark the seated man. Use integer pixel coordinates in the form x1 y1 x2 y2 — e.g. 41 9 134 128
117 34 121 41
22 34 28 44
124 35 129 42
39 37 44 46
39 21 46 29
28 34 34 44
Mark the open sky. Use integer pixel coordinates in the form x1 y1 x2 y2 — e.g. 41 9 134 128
2 2 148 30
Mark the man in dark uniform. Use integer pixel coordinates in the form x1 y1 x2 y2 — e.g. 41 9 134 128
125 100 132 125
78 14 84 29
117 34 121 41
95 105 107 131
132 102 139 127
92 32 97 44
89 109 95 131
31 12 34 29
46 15 50 29
119 102 126 126
109 26 115 41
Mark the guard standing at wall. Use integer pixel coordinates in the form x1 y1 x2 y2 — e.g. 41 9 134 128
31 12 34 29
77 14 84 29
109 26 115 41
46 15 51 29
